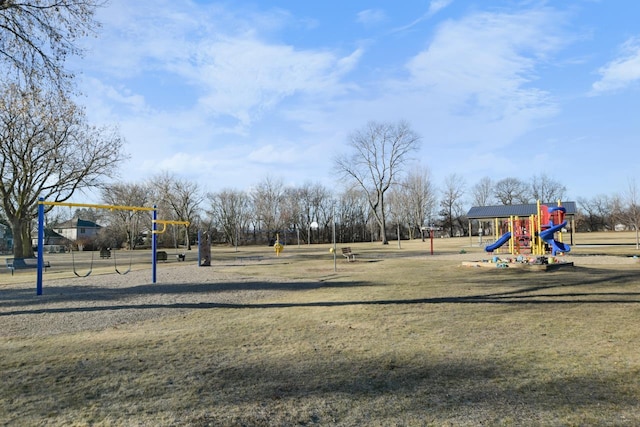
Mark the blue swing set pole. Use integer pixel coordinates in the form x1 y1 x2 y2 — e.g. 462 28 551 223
152 206 157 283
37 198 45 295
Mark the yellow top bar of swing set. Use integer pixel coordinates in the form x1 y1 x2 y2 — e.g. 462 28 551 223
39 200 156 212
152 219 190 234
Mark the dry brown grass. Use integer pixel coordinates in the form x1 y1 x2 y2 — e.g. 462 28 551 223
1 233 640 425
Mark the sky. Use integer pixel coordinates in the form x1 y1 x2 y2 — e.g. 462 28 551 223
69 0 640 205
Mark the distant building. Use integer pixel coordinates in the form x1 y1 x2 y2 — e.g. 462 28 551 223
55 218 102 242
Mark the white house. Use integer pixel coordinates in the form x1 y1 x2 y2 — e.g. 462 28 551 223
55 218 102 241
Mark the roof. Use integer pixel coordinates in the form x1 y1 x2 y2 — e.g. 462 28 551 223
467 201 577 219
56 218 102 229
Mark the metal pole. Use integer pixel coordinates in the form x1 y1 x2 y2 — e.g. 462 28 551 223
430 228 434 255
333 208 337 272
36 198 45 295
152 206 157 283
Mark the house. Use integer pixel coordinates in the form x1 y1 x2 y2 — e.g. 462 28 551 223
55 218 102 243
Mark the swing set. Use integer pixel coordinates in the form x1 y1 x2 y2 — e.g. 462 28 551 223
36 199 189 295
154 219 190 261
67 210 140 277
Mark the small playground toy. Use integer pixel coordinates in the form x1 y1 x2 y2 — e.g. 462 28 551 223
485 200 570 256
274 233 283 256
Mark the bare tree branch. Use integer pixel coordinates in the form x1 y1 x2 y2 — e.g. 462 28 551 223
0 0 105 90
0 82 126 257
334 120 421 244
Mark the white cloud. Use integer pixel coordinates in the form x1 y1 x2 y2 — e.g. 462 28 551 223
592 37 640 94
356 9 386 25
191 37 360 127
81 0 362 131
390 0 453 34
403 8 565 125
428 0 453 16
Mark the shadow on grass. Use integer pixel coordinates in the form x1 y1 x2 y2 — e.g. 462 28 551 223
0 280 372 311
2 266 640 317
2 351 637 425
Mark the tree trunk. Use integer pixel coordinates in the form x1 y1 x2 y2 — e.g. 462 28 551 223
379 214 388 244
11 218 35 258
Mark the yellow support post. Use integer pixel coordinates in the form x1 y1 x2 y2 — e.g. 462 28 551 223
509 216 515 255
557 199 564 244
152 220 190 234
536 200 543 255
530 214 537 255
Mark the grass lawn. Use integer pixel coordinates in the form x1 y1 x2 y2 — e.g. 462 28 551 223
1 232 640 425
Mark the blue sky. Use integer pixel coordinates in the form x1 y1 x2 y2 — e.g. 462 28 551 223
70 0 640 203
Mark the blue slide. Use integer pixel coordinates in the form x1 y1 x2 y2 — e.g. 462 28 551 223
485 232 511 252
539 221 571 255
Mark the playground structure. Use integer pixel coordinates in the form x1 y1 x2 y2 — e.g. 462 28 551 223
35 199 190 295
485 200 571 256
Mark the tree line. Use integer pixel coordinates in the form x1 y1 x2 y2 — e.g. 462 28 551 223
23 167 640 255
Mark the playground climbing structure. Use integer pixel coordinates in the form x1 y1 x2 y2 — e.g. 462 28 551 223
485 200 570 256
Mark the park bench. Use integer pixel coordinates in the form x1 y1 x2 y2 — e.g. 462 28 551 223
6 258 50 276
341 247 356 262
156 251 168 262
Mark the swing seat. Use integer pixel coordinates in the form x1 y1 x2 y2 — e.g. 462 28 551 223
6 258 50 275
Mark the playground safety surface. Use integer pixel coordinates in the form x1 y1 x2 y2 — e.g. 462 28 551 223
461 260 575 271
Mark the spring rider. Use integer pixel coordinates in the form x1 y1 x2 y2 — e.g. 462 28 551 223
274 233 284 256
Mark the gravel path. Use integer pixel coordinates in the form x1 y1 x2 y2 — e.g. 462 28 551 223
0 265 287 338
1 254 636 338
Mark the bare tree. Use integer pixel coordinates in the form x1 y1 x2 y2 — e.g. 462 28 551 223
624 179 640 249
99 182 153 249
471 176 494 207
280 187 302 240
530 173 567 203
609 194 626 231
337 187 371 243
278 183 332 244
250 175 285 241
439 173 466 237
577 194 617 232
494 177 530 205
396 166 437 240
206 189 251 246
334 120 421 244
0 0 104 90
0 82 125 258
386 188 407 242
150 172 203 250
